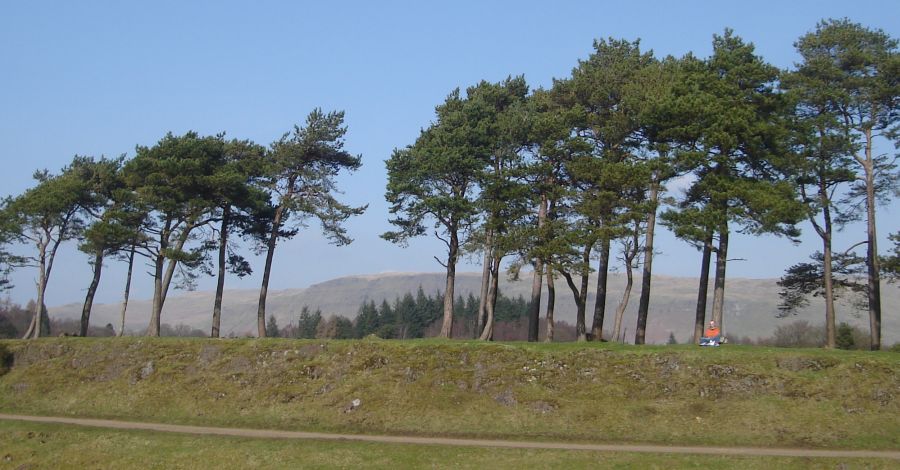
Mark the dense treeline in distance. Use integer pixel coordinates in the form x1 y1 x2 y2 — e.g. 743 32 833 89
0 19 897 348
1 295 885 350
267 289 547 341
0 290 567 342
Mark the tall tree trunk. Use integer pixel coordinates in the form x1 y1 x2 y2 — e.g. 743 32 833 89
148 253 164 337
439 223 459 338
26 236 60 339
148 223 171 337
258 203 286 337
476 234 492 339
148 223 193 337
80 249 105 337
560 272 583 339
528 258 543 342
635 176 659 345
39 303 50 337
577 245 591 342
25 212 74 338
816 177 836 349
211 207 230 338
24 264 45 339
479 252 501 341
39 237 62 337
590 238 611 341
710 229 729 331
821 238 836 348
159 234 188 313
22 312 36 339
614 255 635 343
118 245 135 337
545 264 555 342
862 128 881 350
159 231 191 329
693 234 713 344
22 247 45 339
527 194 548 342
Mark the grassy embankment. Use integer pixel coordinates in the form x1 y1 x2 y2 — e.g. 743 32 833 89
0 338 898 451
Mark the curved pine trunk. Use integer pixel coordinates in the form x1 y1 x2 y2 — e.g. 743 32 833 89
25 237 54 339
155 257 182 333
562 243 592 343
80 249 105 337
476 235 492 338
23 264 42 339
148 224 193 337
479 253 500 341
118 245 136 337
258 204 285 338
211 207 230 338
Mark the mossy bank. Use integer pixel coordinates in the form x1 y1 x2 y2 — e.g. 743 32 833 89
0 338 898 450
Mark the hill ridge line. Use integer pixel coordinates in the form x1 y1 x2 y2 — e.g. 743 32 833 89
45 271 899 343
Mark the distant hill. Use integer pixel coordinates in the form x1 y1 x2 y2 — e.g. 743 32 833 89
48 271 900 344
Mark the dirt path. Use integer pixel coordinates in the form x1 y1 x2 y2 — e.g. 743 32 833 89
1 413 898 460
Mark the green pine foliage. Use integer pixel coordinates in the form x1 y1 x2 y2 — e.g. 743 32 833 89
882 232 900 283
0 300 30 339
2 162 98 337
296 307 322 340
836 323 855 350
265 315 279 338
777 252 867 315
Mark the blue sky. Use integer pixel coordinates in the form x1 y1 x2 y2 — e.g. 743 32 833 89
1 0 898 307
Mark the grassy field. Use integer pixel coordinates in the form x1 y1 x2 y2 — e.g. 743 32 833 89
1 420 897 470
0 338 898 452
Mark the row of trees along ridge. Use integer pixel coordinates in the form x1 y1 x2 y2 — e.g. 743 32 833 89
383 20 899 349
0 20 897 348
0 110 365 339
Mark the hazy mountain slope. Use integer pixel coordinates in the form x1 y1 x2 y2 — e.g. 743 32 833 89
48 271 899 343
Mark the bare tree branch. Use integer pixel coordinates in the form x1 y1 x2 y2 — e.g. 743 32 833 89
841 240 868 257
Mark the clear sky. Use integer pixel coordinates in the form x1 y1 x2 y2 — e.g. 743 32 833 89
1 0 898 308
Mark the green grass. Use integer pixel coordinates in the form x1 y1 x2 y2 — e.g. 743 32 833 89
1 337 898 450
1 420 896 470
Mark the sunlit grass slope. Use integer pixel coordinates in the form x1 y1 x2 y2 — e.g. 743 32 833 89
0 338 897 450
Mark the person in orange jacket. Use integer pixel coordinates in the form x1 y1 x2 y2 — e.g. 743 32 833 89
701 320 722 346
